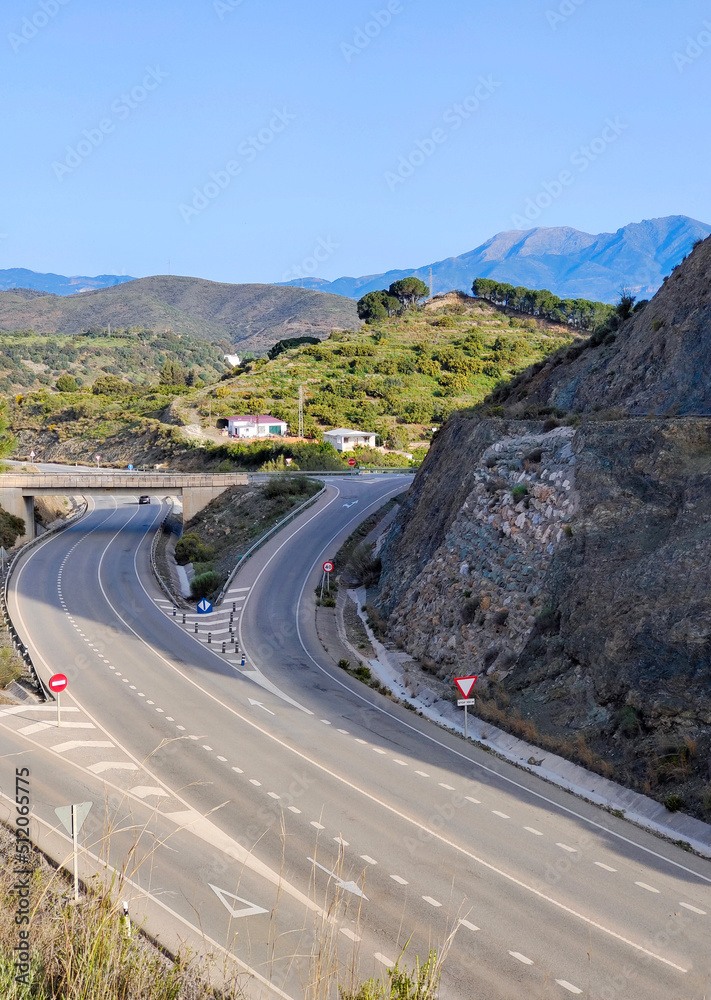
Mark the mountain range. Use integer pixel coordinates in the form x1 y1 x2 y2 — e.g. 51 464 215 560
0 267 135 296
278 216 711 304
0 276 359 352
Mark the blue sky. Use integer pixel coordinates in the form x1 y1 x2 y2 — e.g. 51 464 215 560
1 0 710 284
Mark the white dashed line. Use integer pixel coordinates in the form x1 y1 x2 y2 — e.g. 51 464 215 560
217 756 227 762
361 855 377 865
509 951 534 965
422 896 441 907
492 810 510 819
202 745 213 752
465 796 481 804
372 748 387 754
334 836 349 847
393 760 408 766
556 981 582 995
524 826 543 836
635 882 660 893
288 806 301 814
340 928 361 942
337 729 349 734
355 738 368 745
321 720 331 725
176 725 185 731
438 783 455 790
311 822 325 830
415 770 430 777
390 875 408 885
249 779 261 786
680 902 706 915
268 792 280 799
594 862 617 872
556 843 577 853
459 919 479 932
374 953 394 967
232 766 243 774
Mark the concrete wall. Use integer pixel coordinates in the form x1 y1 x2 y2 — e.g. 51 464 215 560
0 488 35 544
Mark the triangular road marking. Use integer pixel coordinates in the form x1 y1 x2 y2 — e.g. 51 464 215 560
455 675 478 698
208 883 269 919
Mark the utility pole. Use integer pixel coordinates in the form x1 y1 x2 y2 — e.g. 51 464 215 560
298 385 304 439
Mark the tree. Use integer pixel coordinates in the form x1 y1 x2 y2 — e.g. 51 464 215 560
268 336 320 360
388 277 430 309
357 290 400 322
56 374 78 392
159 359 188 386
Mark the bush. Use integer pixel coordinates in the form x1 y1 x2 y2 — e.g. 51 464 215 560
191 570 221 599
664 793 685 812
175 532 216 566
56 374 78 392
511 484 528 501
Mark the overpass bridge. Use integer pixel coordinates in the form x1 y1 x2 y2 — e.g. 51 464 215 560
0 473 248 543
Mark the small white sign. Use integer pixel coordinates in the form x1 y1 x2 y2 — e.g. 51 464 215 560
55 801 93 836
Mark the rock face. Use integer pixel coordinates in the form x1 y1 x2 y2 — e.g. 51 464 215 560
377 238 711 816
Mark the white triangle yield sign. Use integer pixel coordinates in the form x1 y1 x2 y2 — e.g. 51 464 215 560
455 675 478 699
54 801 93 836
209 883 269 919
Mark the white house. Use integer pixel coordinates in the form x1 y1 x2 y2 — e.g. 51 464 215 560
227 414 288 439
323 428 377 452
224 354 241 368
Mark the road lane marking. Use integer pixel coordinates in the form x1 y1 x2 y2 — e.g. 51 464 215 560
680 902 706 914
459 919 479 932
465 796 481 804
509 951 533 965
0 706 80 716
390 875 408 885
635 882 660 893
355 738 368 744
340 928 360 942
19 721 94 735
320 719 331 725
492 810 510 819
53 740 114 753
423 896 441 907
594 862 617 872
131 786 170 799
268 792 280 799
360 855 377 865
415 770 429 777
557 843 577 853
524 826 543 836
372 748 386 754
438 782 455 790
556 981 582 995
202 745 213 752
334 837 349 847
88 761 139 774
249 779 261 786
374 953 394 967
217 756 227 762
231 766 243 773
311 822 325 830
337 729 349 734
393 760 408 766
288 806 301 813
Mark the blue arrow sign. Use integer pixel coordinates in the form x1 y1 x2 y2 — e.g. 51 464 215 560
127 463 134 471
197 599 213 614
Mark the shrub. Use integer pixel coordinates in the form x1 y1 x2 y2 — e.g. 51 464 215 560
175 532 216 565
664 793 685 812
338 658 351 670
511 484 528 501
56 374 78 392
191 571 221 599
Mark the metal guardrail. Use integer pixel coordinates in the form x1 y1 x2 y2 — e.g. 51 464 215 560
248 468 414 479
1 498 88 700
149 501 178 605
214 485 327 605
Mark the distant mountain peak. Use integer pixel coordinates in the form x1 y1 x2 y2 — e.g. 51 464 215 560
277 215 711 304
0 268 135 296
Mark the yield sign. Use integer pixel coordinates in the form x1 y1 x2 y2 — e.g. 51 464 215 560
455 675 478 699
209 884 269 919
55 801 93 836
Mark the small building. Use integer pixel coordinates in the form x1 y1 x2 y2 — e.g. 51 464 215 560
224 354 241 367
227 414 288 439
323 428 377 452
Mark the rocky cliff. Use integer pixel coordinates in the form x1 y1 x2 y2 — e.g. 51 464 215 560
377 237 711 818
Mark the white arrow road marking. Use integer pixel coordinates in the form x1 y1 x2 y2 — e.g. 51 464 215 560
308 858 369 900
53 740 114 753
343 501 358 508
209 884 269 919
248 699 275 716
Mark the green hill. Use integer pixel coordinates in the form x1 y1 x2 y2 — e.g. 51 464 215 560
0 276 359 352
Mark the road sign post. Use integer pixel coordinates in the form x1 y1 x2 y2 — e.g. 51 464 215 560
49 673 68 727
455 675 478 739
321 560 334 598
54 801 92 902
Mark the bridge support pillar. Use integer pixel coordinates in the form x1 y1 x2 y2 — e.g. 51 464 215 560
182 486 230 523
0 488 35 544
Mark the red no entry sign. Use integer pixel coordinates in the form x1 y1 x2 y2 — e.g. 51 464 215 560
348 458 356 466
323 561 334 573
49 673 68 694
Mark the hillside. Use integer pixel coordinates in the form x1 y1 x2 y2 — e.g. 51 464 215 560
4 294 575 467
0 267 135 295
279 216 711 304
0 276 359 352
375 235 711 820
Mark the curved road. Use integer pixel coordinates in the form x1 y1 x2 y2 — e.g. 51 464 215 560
2 475 709 999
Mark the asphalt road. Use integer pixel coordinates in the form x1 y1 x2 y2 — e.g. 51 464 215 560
2 475 710 999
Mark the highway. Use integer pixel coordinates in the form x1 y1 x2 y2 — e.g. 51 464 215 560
2 473 710 999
